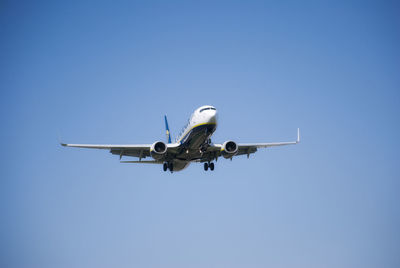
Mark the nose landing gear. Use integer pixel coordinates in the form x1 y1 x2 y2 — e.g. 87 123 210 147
204 162 215 171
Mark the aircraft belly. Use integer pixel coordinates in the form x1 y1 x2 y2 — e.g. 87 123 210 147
171 160 190 171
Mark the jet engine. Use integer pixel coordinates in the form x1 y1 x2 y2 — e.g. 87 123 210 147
150 141 167 160
221 140 238 159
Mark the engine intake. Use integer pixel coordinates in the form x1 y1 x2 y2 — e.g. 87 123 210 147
221 140 238 159
150 141 167 160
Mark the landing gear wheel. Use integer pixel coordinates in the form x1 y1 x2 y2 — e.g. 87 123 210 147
209 162 214 171
163 163 168 172
168 163 174 172
204 162 209 171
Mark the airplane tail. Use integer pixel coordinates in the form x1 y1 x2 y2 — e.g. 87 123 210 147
164 115 172 143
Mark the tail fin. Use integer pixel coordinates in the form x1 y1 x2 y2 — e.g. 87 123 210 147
164 115 172 143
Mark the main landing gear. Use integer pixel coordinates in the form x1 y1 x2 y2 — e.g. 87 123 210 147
163 162 173 173
204 162 214 171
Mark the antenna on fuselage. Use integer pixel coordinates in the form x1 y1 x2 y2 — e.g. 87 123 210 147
164 115 172 144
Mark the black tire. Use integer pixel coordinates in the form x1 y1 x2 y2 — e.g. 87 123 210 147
204 162 208 171
210 162 214 171
168 163 173 172
163 163 168 172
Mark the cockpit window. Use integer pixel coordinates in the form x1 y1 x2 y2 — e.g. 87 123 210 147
200 107 216 113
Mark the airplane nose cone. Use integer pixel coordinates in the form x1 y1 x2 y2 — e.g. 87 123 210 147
208 110 217 124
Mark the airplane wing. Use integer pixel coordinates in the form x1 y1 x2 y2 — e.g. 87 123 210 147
201 128 300 161
120 160 163 164
60 142 179 160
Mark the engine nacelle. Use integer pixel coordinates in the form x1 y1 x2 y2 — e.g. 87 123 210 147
150 141 167 160
221 140 238 159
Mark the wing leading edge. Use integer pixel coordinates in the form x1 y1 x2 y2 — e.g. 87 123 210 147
60 142 180 160
204 128 300 160
238 128 300 149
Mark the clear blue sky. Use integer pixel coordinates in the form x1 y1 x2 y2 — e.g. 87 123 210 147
1 1 399 267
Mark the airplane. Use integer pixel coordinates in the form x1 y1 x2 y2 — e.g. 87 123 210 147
61 105 300 172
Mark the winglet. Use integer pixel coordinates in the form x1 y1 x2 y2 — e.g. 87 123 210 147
297 128 300 143
57 133 67 147
164 115 172 144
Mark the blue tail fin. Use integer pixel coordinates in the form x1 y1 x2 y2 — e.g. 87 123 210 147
164 115 172 143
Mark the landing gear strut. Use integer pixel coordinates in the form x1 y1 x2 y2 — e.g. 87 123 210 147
204 162 215 171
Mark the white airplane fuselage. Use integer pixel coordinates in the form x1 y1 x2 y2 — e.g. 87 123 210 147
169 105 218 171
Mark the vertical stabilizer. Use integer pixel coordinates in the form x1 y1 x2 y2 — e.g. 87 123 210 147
164 115 172 143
